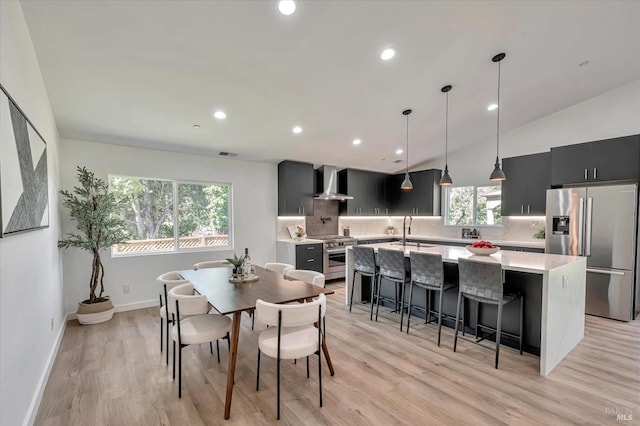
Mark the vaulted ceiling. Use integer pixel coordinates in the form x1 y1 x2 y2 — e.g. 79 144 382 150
20 0 640 173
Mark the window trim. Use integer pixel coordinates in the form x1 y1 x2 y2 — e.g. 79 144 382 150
109 174 234 257
444 184 503 227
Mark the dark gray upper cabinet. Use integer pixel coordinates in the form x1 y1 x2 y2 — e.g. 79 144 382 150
386 169 442 216
550 135 640 186
278 160 314 216
502 152 551 216
338 169 388 215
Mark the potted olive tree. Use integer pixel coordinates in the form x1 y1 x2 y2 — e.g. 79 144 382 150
58 166 128 325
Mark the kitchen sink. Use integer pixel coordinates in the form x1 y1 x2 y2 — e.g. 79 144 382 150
390 242 431 248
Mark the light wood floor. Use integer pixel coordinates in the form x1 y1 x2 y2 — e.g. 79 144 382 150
35 281 640 425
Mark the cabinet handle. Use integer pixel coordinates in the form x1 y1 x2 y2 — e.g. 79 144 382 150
306 246 315 250
521 205 524 214
584 168 588 180
302 207 305 215
593 168 597 180
385 208 389 215
306 259 314 262
527 205 531 214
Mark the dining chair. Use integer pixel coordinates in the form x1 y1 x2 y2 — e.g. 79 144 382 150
285 269 326 288
264 262 295 275
454 258 524 369
156 271 190 364
193 260 231 270
255 293 327 420
168 283 232 398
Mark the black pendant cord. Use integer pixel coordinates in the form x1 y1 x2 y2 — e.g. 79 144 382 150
445 91 449 166
496 59 501 159
405 113 409 173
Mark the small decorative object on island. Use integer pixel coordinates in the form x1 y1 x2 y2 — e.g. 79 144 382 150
534 227 546 240
386 225 395 235
58 166 128 325
466 240 500 255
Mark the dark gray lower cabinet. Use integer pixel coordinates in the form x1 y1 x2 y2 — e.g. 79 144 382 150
295 243 323 273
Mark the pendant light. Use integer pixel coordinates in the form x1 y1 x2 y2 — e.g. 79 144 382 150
400 109 413 190
489 52 507 182
439 85 453 186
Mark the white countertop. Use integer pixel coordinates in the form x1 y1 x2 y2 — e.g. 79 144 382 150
353 242 582 274
354 234 545 249
277 238 324 245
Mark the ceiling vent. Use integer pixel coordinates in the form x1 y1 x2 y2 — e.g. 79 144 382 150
218 152 238 157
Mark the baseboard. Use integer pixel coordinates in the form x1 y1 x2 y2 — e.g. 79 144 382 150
66 298 157 320
24 318 67 426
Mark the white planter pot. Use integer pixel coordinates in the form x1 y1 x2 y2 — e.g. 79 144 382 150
76 298 115 325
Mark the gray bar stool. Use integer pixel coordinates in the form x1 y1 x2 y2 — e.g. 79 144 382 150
349 246 379 317
406 251 457 346
453 258 524 369
374 248 410 330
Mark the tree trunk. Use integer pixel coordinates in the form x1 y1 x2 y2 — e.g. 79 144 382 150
90 249 101 303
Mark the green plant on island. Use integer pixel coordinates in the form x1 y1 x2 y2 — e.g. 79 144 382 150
58 166 129 304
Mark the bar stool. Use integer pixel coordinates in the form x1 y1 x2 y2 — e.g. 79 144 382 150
349 246 379 316
374 248 410 330
453 258 524 369
406 252 457 346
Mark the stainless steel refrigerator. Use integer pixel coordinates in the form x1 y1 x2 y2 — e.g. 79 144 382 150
546 184 638 321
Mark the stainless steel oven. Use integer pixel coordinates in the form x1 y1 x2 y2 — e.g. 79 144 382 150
308 235 357 280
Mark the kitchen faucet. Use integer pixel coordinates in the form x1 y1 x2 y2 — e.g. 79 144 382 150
402 215 413 246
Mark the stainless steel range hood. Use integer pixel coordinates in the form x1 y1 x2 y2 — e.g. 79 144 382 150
314 166 353 200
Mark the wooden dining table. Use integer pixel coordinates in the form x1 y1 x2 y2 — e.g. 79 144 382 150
179 265 335 419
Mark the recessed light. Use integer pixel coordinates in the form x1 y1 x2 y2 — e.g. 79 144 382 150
395 148 403 155
292 126 302 134
352 139 361 145
487 103 498 111
380 48 396 61
278 0 296 16
192 124 201 129
213 110 227 120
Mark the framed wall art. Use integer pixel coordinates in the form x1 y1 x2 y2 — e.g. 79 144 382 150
0 84 49 237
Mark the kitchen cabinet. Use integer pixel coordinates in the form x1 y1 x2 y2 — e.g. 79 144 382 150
550 134 640 186
338 169 388 215
386 169 442 215
295 243 323 273
278 160 314 216
502 152 550 216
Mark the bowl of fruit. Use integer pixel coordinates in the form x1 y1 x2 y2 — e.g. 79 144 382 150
466 240 500 255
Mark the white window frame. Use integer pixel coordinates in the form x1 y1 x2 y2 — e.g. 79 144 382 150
109 174 234 257
444 184 502 227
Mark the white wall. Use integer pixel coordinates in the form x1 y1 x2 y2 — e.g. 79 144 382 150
422 79 640 186
0 2 65 425
59 139 278 314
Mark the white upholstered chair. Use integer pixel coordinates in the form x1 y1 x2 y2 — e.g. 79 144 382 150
255 293 327 420
193 260 231 270
285 269 326 288
168 283 232 398
156 271 189 365
264 262 295 275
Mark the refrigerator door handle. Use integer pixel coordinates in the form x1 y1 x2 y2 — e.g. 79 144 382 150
578 197 585 256
586 267 626 276
585 197 593 256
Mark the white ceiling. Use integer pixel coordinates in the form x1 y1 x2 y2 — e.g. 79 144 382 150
20 0 640 173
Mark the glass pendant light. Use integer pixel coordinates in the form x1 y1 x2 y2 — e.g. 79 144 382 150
489 52 507 182
439 85 453 186
400 109 413 190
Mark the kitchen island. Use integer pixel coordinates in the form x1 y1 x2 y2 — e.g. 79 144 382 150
346 242 586 376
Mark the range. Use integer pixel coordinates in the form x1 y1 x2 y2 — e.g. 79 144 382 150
308 235 357 280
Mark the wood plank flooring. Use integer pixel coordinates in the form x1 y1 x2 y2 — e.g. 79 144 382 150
35 281 640 425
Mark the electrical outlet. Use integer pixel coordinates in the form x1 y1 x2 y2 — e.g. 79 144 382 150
123 284 131 294
50 317 54 330
531 220 543 229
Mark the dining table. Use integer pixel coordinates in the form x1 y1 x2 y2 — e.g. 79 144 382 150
179 265 335 420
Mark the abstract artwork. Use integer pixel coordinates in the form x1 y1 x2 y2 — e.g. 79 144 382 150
0 85 49 237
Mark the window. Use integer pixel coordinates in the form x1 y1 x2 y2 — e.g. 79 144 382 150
445 185 502 226
109 175 232 255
